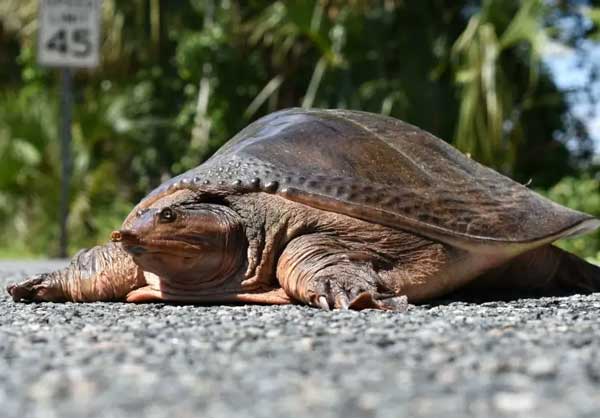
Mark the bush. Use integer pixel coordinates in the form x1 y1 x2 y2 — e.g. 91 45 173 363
541 175 600 265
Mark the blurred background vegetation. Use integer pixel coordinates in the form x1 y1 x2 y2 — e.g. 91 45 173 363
0 0 599 262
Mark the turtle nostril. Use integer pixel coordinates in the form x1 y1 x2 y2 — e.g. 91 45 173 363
112 230 139 243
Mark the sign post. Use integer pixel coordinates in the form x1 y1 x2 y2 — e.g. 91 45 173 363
38 0 101 257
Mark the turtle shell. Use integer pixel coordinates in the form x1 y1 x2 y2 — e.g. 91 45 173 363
136 108 599 250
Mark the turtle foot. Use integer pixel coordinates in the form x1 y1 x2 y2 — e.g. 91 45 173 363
277 234 411 312
309 288 408 312
6 243 147 303
6 273 65 303
299 267 410 312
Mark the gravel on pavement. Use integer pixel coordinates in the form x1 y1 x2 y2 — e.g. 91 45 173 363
1 260 600 418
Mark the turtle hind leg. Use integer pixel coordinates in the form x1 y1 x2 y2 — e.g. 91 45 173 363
547 246 600 294
6 242 146 302
457 245 600 300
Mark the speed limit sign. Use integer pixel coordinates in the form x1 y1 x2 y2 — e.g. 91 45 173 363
38 0 102 68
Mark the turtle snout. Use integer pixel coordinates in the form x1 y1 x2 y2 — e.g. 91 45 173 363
111 229 138 243
112 230 149 257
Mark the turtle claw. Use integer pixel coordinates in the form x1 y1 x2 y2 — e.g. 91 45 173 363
336 293 350 310
6 275 41 302
6 274 63 303
310 287 407 312
302 273 409 311
348 292 408 312
317 295 331 311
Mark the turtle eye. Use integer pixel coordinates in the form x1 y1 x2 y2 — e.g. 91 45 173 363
158 207 177 223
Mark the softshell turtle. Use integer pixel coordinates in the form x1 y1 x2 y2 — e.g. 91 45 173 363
7 108 600 310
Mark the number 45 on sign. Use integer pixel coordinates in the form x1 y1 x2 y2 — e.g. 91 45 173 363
38 0 101 69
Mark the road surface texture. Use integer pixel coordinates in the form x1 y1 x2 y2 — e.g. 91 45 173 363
1 260 600 418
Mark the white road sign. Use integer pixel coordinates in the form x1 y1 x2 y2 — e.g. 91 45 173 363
38 0 102 68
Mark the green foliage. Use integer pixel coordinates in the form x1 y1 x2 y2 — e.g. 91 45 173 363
0 0 598 257
0 86 133 256
452 0 545 171
585 7 600 41
542 175 600 264
0 88 60 254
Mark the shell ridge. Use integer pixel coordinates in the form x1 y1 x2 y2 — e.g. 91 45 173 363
280 186 598 248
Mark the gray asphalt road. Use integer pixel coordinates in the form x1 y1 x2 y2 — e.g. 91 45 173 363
1 261 600 418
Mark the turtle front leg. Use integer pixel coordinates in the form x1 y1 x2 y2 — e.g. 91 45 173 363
276 234 408 311
6 242 146 302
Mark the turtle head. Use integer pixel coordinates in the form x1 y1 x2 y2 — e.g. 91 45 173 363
112 198 246 295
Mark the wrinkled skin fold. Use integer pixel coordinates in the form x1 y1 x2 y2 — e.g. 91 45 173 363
7 243 146 302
